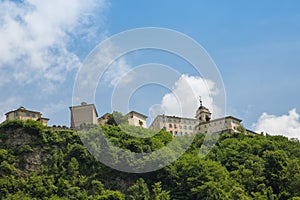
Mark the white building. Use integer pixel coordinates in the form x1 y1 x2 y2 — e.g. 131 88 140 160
150 98 246 136
126 111 147 128
149 115 198 136
69 102 98 129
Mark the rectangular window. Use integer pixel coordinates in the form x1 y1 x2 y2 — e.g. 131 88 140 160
169 124 172 128
26 112 30 117
170 131 173 134
32 113 36 117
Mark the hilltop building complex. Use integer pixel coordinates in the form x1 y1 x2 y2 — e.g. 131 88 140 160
150 98 246 136
2 99 254 135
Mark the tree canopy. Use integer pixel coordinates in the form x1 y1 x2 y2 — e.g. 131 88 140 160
0 120 299 199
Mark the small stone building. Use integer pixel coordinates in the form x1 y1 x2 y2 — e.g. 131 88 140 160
69 102 98 129
98 113 110 125
126 111 147 128
5 106 49 126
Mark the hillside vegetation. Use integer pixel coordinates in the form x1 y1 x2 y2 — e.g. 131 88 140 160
0 120 300 199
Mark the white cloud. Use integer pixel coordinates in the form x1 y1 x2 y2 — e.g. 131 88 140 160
104 58 133 87
0 0 108 86
149 75 221 121
253 109 300 139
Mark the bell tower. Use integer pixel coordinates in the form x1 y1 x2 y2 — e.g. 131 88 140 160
195 97 211 123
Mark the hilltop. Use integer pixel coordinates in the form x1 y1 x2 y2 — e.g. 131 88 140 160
0 120 300 199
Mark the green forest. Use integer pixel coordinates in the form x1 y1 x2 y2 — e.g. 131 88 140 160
0 119 300 200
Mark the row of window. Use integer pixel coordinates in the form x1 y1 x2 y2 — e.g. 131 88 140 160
170 131 189 136
15 112 36 118
169 123 194 130
199 125 229 130
159 117 197 124
200 119 240 127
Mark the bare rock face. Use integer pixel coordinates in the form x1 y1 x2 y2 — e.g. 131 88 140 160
4 128 38 147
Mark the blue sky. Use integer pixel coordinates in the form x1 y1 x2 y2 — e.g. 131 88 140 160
0 0 300 138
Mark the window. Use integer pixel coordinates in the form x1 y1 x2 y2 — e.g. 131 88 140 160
184 125 187 130
32 113 36 117
15 112 19 116
139 120 143 126
26 112 30 117
169 124 172 128
179 125 182 129
174 125 177 129
170 131 173 134
189 126 192 130
163 126 166 130
175 131 178 135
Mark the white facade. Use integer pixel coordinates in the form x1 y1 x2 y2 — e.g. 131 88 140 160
126 111 147 128
149 115 198 136
150 102 244 136
196 116 242 134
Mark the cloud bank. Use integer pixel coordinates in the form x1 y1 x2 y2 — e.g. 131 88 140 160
0 0 108 86
149 75 221 121
0 0 109 123
253 109 300 139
